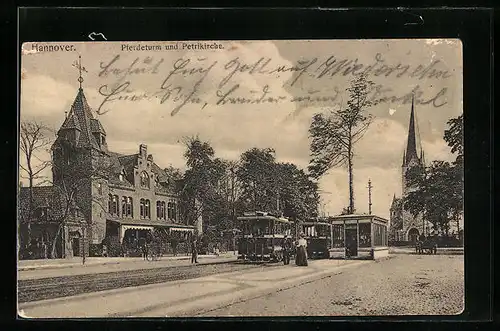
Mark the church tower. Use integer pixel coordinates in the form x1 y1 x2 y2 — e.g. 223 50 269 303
401 96 424 195
389 96 426 243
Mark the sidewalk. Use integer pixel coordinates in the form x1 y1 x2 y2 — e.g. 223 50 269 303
18 252 238 271
389 246 464 255
18 258 369 318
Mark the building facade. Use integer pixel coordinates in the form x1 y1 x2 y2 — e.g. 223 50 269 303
19 83 199 259
389 99 429 244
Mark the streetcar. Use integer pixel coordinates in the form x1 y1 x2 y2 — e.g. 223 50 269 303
300 220 333 259
236 211 294 262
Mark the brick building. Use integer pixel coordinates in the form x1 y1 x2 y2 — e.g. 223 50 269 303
19 83 199 259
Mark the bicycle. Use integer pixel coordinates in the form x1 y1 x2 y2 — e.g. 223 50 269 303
146 243 161 261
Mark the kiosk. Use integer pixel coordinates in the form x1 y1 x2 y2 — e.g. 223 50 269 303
328 214 389 260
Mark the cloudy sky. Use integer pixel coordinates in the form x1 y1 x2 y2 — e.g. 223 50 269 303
20 40 462 219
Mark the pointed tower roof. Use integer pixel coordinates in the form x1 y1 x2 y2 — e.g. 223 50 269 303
59 112 81 132
69 88 100 148
404 96 419 166
390 193 399 208
90 118 106 136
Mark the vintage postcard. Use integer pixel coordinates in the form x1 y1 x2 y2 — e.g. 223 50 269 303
18 39 464 318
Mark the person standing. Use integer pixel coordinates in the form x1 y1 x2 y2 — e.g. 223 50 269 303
282 236 292 265
191 239 198 264
295 233 308 266
139 237 147 260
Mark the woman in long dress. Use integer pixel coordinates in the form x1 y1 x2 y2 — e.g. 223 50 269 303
295 233 308 266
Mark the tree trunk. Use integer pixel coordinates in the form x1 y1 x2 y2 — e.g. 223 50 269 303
51 223 63 259
27 176 34 247
347 139 354 214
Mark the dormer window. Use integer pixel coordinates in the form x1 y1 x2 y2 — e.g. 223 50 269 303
140 171 150 189
119 169 125 182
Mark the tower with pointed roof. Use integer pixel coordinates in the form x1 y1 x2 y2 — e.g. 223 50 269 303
51 57 111 255
389 97 426 243
401 97 424 196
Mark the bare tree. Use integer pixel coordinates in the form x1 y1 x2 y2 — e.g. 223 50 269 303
308 74 375 214
19 121 53 246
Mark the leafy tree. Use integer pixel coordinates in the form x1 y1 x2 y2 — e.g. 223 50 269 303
180 136 230 236
404 161 460 235
236 148 319 221
276 163 319 221
443 114 464 164
309 74 375 214
443 113 464 232
163 165 183 181
236 148 278 212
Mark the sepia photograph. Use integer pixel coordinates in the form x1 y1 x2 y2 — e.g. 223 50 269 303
18 39 464 318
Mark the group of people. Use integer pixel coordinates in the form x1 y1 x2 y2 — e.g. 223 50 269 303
282 233 308 267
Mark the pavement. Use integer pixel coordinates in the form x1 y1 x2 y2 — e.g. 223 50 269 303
18 258 370 318
389 246 464 255
201 254 464 316
18 252 238 271
18 253 239 280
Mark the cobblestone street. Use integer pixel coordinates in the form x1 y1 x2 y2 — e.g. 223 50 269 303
200 254 464 316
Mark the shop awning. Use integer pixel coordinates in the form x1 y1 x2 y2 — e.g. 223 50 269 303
109 218 195 229
122 225 154 232
169 227 194 233
110 219 196 243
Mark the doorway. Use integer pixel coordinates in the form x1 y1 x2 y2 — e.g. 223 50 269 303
72 237 80 257
345 227 358 257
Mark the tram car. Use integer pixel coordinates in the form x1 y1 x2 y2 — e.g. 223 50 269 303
236 211 294 262
300 220 333 259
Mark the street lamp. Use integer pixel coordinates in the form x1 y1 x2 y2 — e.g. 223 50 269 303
71 204 86 265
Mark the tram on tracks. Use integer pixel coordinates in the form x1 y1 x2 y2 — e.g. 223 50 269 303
300 220 333 259
236 211 294 262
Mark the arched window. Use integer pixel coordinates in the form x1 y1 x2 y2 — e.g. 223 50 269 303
140 199 150 219
109 194 119 216
145 199 150 218
140 198 145 218
126 197 133 217
140 171 150 189
172 202 177 221
121 197 127 216
108 194 112 213
167 202 173 220
157 201 166 220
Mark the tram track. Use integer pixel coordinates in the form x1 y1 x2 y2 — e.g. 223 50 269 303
18 261 261 303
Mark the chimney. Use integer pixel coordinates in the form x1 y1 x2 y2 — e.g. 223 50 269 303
139 144 147 158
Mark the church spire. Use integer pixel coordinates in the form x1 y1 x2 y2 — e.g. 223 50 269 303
404 95 419 166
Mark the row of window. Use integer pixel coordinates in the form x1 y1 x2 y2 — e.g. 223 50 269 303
331 223 388 247
108 194 178 220
118 170 164 189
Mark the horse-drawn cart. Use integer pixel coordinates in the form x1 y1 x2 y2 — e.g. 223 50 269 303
416 238 437 255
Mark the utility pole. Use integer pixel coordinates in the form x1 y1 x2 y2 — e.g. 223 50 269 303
367 179 373 215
